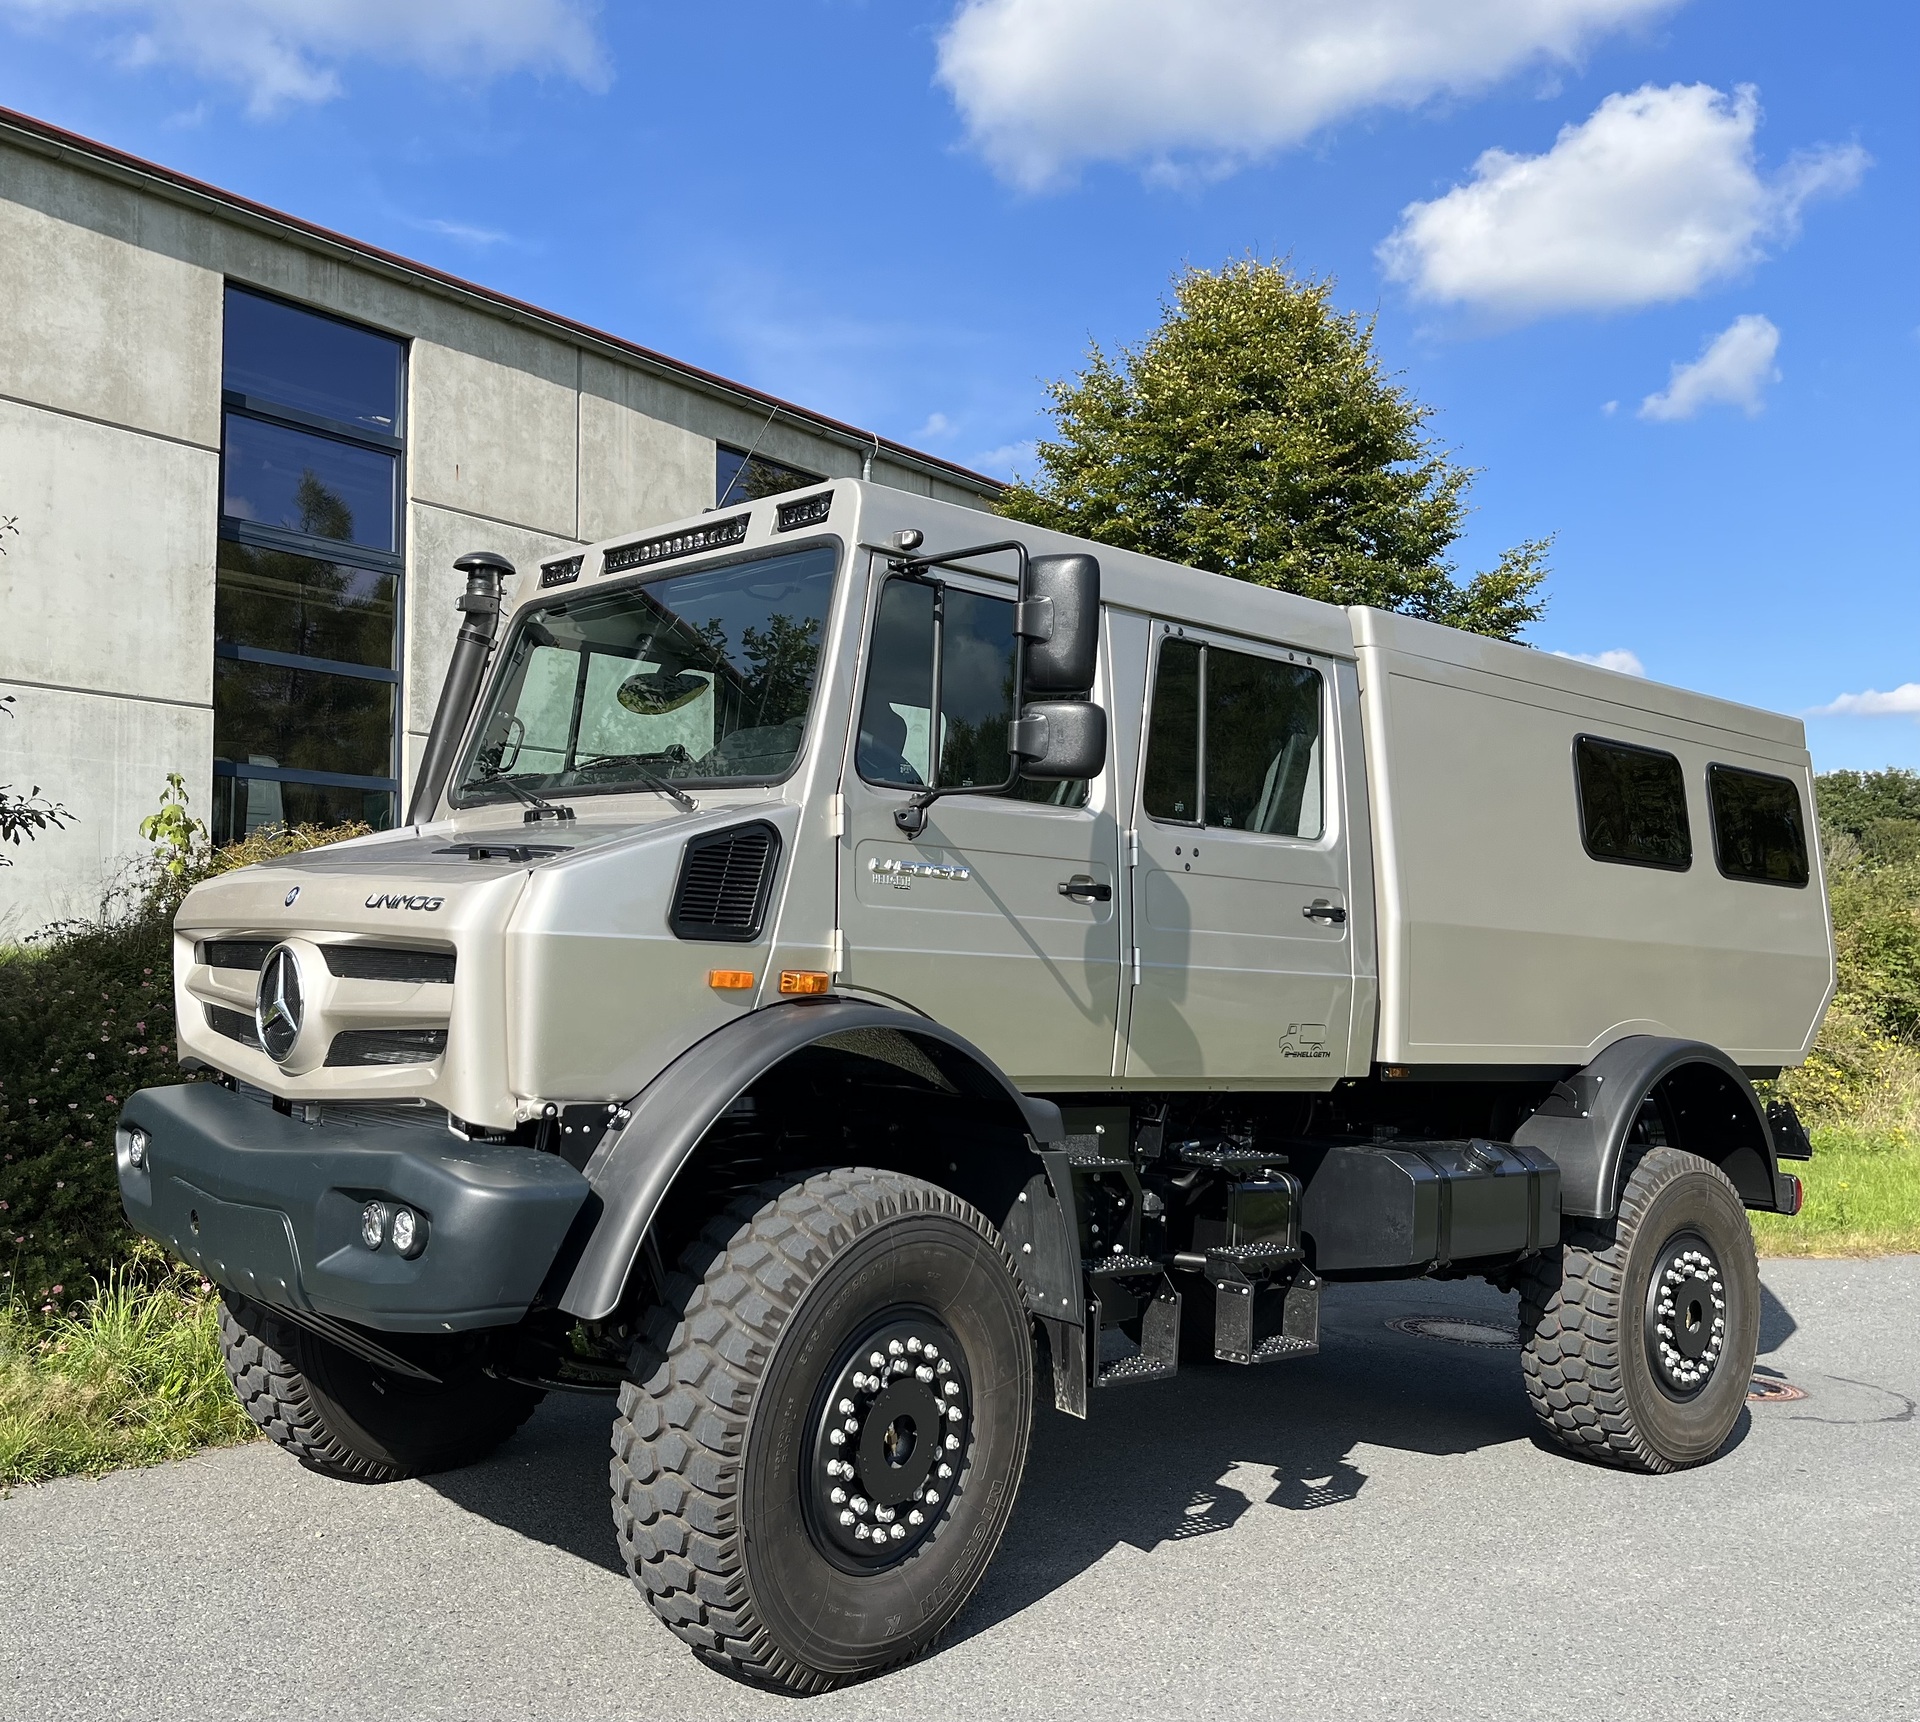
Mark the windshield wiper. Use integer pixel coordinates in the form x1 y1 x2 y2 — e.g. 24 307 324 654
480 769 575 824
572 754 699 814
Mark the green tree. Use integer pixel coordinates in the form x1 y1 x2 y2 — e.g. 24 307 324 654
998 258 1549 639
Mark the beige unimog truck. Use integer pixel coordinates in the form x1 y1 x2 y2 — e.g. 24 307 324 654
118 480 1828 1691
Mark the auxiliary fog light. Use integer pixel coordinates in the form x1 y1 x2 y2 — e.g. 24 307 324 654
361 1201 390 1251
126 1128 150 1170
390 1206 426 1259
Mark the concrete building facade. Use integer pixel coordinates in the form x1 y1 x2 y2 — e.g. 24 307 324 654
0 106 995 936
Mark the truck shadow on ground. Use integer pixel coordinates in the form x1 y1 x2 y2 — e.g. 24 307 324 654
422 1276 1793 1615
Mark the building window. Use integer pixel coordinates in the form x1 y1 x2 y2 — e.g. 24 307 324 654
1573 735 1692 870
1708 764 1810 886
214 286 406 843
716 443 822 508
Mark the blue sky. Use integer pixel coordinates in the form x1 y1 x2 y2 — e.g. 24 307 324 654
2 0 1914 771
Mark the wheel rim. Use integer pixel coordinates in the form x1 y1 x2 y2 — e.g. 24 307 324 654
805 1311 972 1569
1642 1228 1730 1400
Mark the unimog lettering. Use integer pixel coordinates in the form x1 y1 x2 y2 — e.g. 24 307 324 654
119 482 1825 1694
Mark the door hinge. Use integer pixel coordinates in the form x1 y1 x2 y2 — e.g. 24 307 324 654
827 792 845 838
830 927 845 976
1127 826 1139 867
1131 946 1141 986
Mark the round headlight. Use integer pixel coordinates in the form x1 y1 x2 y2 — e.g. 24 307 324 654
126 1128 149 1170
360 1201 389 1251
390 1206 424 1258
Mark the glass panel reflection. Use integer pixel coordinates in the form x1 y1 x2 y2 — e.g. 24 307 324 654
223 414 397 552
214 659 395 780
215 541 397 668
223 287 403 434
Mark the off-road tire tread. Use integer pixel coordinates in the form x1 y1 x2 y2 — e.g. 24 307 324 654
610 1168 1020 1694
1517 1146 1754 1473
217 1295 538 1482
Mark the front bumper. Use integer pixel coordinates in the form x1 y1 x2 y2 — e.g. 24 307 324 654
117 1083 591 1333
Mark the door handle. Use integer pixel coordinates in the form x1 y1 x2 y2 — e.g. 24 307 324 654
1302 899 1347 924
1059 875 1113 903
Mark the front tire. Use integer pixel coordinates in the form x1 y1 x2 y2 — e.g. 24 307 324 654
218 1293 542 1482
611 1169 1034 1692
1518 1147 1760 1472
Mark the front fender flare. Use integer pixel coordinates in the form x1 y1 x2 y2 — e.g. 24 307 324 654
557 998 1066 1322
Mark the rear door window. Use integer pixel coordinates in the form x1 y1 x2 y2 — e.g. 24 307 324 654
1574 736 1691 869
1709 764 1810 886
1142 635 1324 838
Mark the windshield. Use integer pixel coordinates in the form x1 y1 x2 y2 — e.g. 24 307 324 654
452 544 837 806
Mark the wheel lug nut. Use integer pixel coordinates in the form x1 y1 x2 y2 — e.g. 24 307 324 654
889 1524 906 1541
937 1463 953 1479
943 1381 960 1397
924 1487 940 1504
869 1352 885 1369
888 1340 904 1356
829 1430 846 1446
851 1495 870 1515
876 1505 896 1523
946 1406 963 1423
907 1337 924 1353
840 1509 855 1527
854 1523 871 1540
909 1509 925 1526
924 1345 939 1360
917 1365 934 1382
945 1434 960 1450
830 1487 847 1504
936 1358 951 1375
839 1398 855 1416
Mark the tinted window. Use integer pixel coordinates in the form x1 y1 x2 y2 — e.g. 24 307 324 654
1709 765 1810 886
223 414 398 552
856 577 1087 806
1143 637 1324 838
223 288 403 433
213 660 396 779
214 777 393 842
215 541 396 668
1574 736 1691 869
717 444 823 507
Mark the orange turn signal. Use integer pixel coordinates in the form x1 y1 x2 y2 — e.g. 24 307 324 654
779 970 832 995
708 969 755 990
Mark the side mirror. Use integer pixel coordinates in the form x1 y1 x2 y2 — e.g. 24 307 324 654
1018 554 1100 694
1012 700 1108 781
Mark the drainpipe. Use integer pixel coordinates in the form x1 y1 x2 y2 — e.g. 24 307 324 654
405 551 514 827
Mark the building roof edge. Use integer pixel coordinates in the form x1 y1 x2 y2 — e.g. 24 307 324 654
0 104 1004 498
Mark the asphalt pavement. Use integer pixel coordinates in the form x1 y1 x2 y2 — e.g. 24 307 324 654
2 1257 1914 1722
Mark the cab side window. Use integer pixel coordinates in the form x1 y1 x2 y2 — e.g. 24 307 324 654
856 576 1088 806
1709 764 1809 886
1142 636 1324 838
1574 735 1691 869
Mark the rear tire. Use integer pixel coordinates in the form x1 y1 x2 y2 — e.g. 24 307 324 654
611 1168 1034 1692
1518 1147 1759 1472
218 1293 542 1482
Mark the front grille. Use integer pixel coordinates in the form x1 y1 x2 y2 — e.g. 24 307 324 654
325 1029 449 1067
205 1002 261 1048
669 821 780 942
200 939 275 972
322 946 456 984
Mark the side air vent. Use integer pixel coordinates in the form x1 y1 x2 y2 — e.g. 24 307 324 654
325 1029 449 1067
205 1002 262 1048
669 821 781 943
322 946 457 984
200 939 275 972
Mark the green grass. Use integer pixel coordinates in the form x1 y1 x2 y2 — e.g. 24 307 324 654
1752 1123 1920 1258
0 1254 255 1489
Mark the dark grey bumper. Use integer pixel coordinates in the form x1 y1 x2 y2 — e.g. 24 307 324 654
117 1084 591 1333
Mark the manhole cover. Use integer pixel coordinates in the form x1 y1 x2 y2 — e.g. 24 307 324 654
1387 1316 1520 1348
1747 1377 1808 1403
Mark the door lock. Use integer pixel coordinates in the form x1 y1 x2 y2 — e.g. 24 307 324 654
1302 899 1346 924
1058 875 1113 903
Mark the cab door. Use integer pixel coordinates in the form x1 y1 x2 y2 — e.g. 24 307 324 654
1124 623 1355 1080
836 558 1123 1086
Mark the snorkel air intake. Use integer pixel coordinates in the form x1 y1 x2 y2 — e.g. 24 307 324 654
405 550 514 827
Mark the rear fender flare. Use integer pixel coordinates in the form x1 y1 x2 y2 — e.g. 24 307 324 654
557 999 1068 1322
1512 1035 1787 1218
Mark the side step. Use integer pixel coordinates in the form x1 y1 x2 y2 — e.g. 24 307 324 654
1090 1274 1181 1388
1208 1256 1321 1365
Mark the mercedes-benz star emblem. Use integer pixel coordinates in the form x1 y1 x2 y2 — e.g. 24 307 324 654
255 945 304 1064
284 886 301 907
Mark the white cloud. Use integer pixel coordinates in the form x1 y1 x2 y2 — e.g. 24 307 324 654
916 411 957 440
1555 648 1646 676
1640 314 1780 420
1379 84 1867 317
972 439 1037 477
935 0 1679 190
1810 685 1920 719
0 0 607 112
